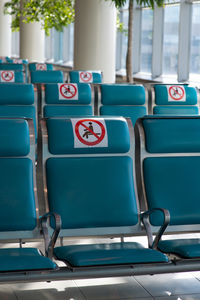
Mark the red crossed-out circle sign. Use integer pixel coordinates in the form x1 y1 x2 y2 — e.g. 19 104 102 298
13 59 22 64
169 86 185 101
75 119 105 146
60 84 77 99
80 71 92 82
36 64 46 70
1 71 14 82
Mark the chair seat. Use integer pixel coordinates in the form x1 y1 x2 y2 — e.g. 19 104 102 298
100 106 147 126
0 248 57 272
153 106 199 115
158 239 200 258
54 242 168 267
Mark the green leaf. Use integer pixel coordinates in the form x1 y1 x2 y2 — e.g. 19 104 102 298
4 0 75 34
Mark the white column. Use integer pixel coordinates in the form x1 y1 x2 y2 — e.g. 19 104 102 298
20 21 45 62
0 0 12 56
74 0 117 83
152 6 164 78
177 1 192 82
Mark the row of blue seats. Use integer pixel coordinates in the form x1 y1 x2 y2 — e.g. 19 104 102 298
0 58 102 82
0 56 28 64
0 62 198 119
0 61 103 84
0 82 198 143
42 83 200 123
0 63 64 84
28 64 102 84
0 115 199 283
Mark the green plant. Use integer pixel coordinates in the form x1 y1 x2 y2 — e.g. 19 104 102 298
4 0 75 35
116 10 128 35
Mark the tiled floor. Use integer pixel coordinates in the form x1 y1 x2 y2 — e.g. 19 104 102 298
1 272 200 300
1 238 200 299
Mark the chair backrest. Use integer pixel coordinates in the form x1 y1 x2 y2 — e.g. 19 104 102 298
0 63 23 71
30 70 64 84
6 58 28 64
0 70 24 83
69 70 102 84
99 84 147 126
43 83 93 117
0 56 6 63
42 116 141 237
6 60 28 81
150 85 199 115
135 116 200 233
0 118 38 238
0 84 37 139
28 63 53 72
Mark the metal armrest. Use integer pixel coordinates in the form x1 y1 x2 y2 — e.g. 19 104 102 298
40 212 61 259
141 208 170 249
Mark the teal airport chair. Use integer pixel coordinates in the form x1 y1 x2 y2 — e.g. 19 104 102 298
0 63 27 82
28 62 54 72
30 70 63 84
43 83 93 118
0 83 37 140
40 116 169 278
69 70 102 84
0 70 24 83
150 84 199 115
135 116 200 264
99 84 147 125
0 118 56 279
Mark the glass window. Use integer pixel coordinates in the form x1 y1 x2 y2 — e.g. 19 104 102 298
140 8 153 73
120 9 128 70
45 30 54 61
63 23 74 65
163 5 180 75
190 3 200 76
116 1 129 70
53 29 63 62
123 0 129 9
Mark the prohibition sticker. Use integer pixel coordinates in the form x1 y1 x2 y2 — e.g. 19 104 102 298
79 71 93 83
167 85 186 102
36 63 47 71
13 59 23 64
71 118 108 148
0 71 14 82
58 83 78 100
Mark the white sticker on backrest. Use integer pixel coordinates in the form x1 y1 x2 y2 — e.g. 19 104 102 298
167 85 186 102
71 118 108 148
79 71 93 83
58 83 79 100
13 59 23 64
36 63 47 70
0 71 15 82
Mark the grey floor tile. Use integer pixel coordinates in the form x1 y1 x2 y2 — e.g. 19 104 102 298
0 285 17 300
13 280 85 300
135 273 200 297
190 272 200 281
154 294 200 300
124 298 153 300
75 276 151 300
124 298 154 300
